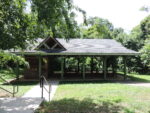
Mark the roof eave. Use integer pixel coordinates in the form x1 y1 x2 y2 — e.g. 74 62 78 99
12 51 140 56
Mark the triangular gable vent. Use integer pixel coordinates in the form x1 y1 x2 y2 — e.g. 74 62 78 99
36 37 66 50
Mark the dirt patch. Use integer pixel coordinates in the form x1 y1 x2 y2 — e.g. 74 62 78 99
0 89 11 97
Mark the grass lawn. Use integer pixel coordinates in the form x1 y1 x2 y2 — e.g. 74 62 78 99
0 69 38 97
0 81 39 97
128 73 150 82
36 73 150 113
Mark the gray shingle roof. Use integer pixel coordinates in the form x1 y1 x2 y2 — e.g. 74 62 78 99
8 38 139 56
56 38 138 54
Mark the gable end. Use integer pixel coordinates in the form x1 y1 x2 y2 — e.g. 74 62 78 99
36 37 66 50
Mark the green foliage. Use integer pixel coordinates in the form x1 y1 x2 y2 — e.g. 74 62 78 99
0 50 29 69
0 69 16 83
122 17 150 73
80 17 114 39
0 0 37 49
114 24 148 73
31 0 85 38
140 39 150 67
140 15 150 40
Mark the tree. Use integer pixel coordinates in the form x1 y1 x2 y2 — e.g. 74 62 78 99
140 15 150 40
80 17 114 39
30 0 86 38
118 16 150 73
112 28 128 44
0 0 36 50
0 50 29 69
140 39 150 68
0 0 36 75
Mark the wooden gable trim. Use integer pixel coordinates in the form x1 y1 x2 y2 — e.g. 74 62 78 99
53 38 66 50
51 43 58 49
43 43 50 49
36 37 66 50
36 37 51 49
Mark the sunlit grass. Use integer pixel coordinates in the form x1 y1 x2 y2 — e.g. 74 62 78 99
50 82 150 113
37 73 150 113
128 73 150 82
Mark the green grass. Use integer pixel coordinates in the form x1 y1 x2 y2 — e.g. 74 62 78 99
36 76 150 113
127 73 150 82
0 69 38 97
0 81 38 97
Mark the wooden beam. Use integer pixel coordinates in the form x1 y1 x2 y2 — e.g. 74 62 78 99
43 43 50 49
91 57 93 74
51 43 58 49
64 57 66 75
98 57 101 73
16 61 19 80
61 57 64 79
123 56 127 80
112 57 116 77
82 58 85 79
77 57 80 73
103 56 107 80
38 55 42 79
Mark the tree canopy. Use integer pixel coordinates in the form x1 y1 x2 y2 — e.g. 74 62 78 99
80 17 114 39
30 0 86 38
0 0 34 50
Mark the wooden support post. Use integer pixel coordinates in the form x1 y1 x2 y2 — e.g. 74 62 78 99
99 57 101 73
123 56 127 80
112 57 116 77
91 57 93 74
38 55 42 79
61 57 64 79
45 57 49 78
77 57 80 73
64 57 66 75
16 61 19 80
103 56 107 80
82 58 85 79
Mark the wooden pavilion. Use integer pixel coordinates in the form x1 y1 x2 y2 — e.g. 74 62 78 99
11 37 139 80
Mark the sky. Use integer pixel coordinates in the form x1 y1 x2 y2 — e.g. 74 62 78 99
73 0 150 32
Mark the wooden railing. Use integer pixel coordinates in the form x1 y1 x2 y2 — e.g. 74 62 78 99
0 76 18 97
40 74 51 101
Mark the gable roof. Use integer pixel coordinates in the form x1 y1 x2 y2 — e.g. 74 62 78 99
54 38 139 55
8 38 139 56
36 37 66 50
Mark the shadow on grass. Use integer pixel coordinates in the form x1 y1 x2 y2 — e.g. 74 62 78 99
36 98 133 113
127 75 150 83
118 73 150 83
60 80 114 85
3 81 39 86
